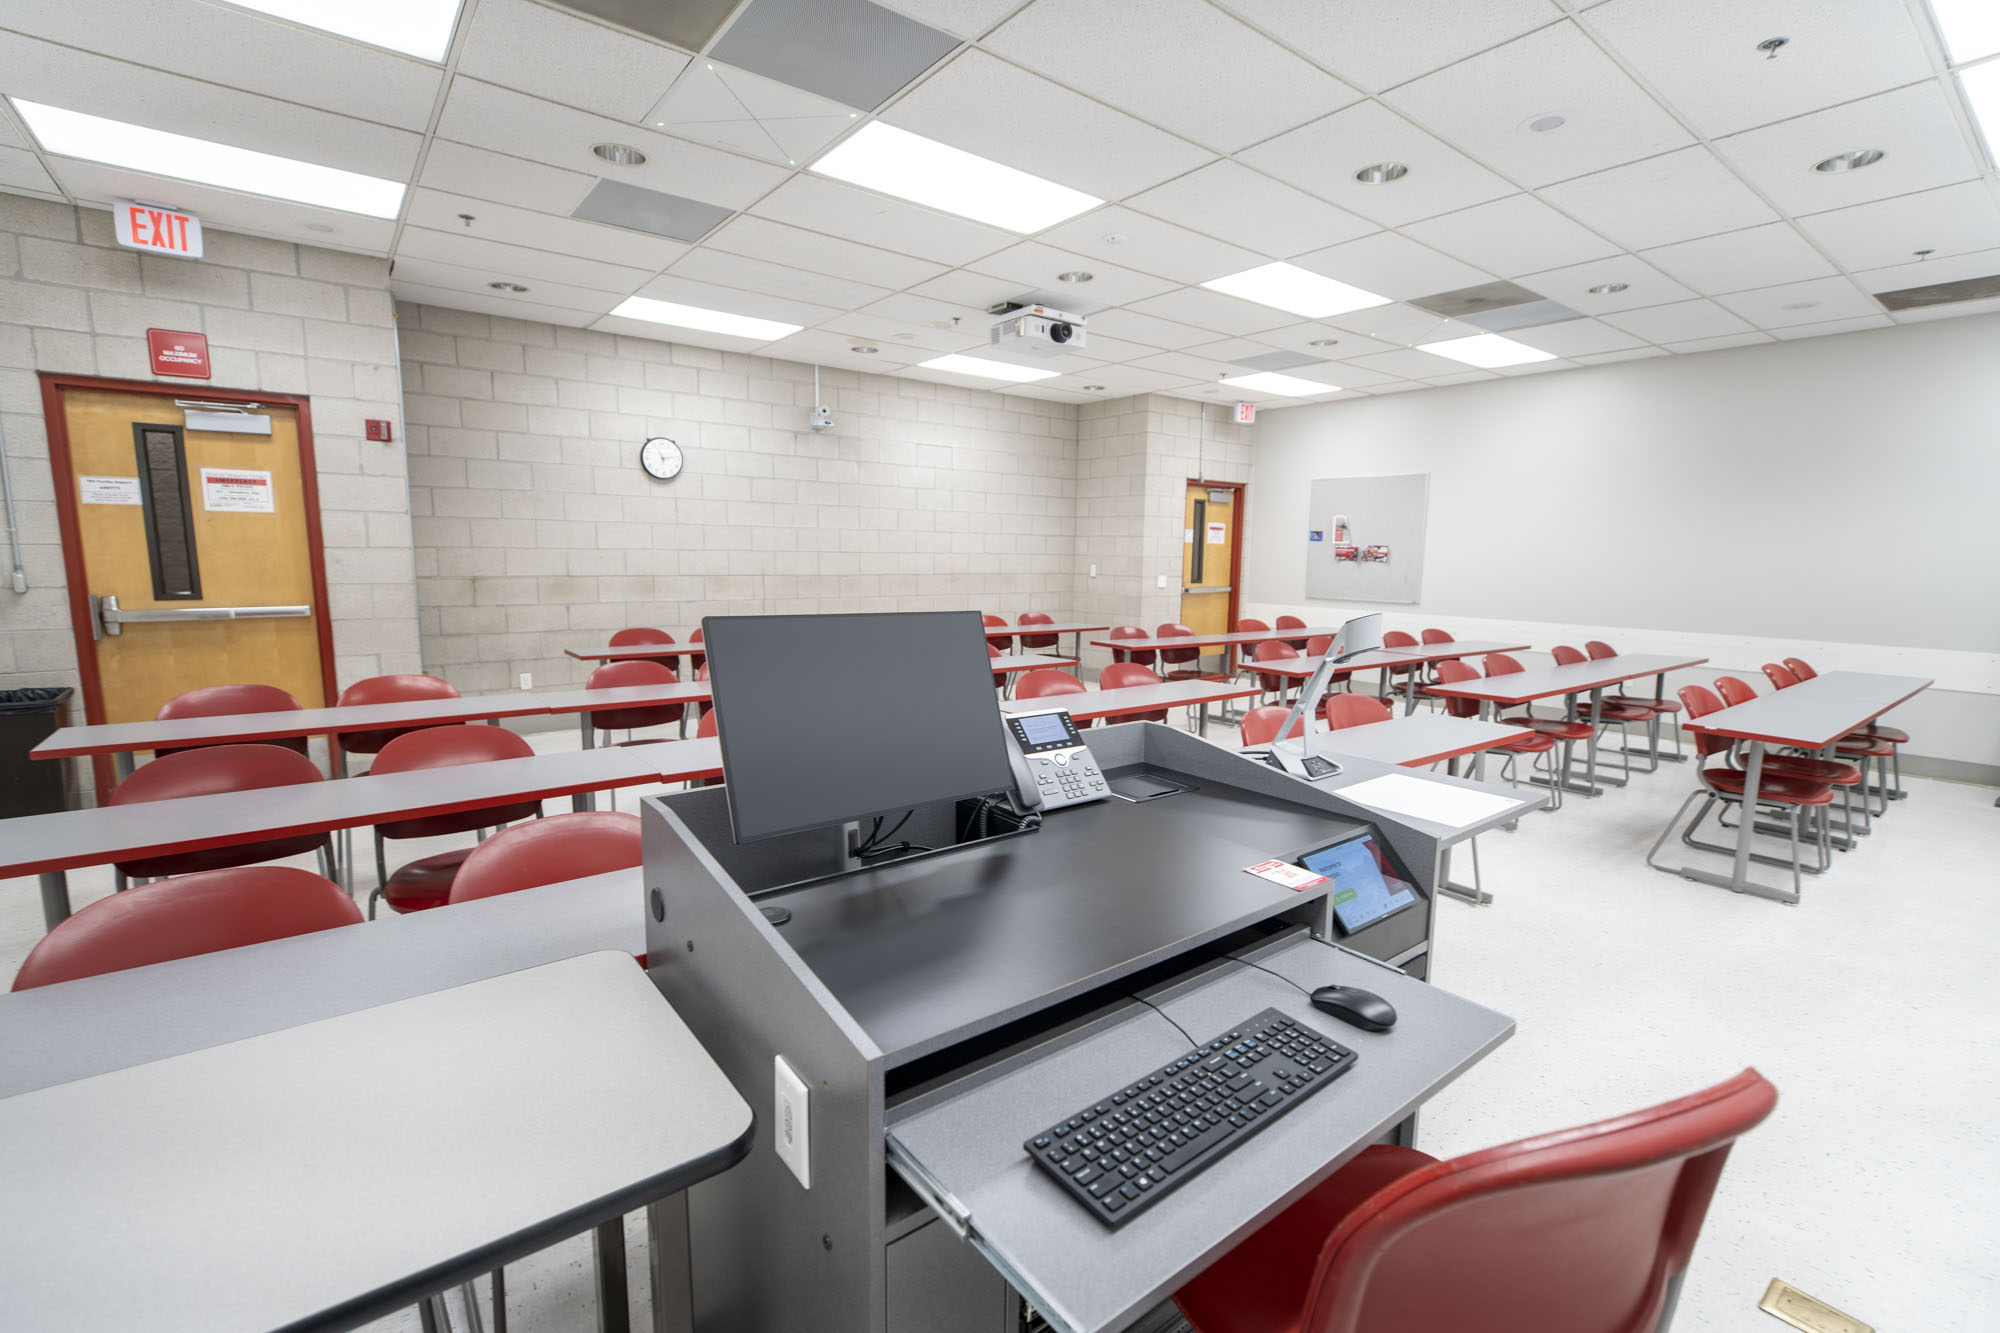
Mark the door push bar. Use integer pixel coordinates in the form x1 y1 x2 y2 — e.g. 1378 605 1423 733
90 593 311 640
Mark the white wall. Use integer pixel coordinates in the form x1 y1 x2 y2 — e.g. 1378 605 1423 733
1241 316 2000 774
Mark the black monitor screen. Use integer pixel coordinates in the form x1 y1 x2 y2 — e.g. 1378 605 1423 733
702 612 1017 843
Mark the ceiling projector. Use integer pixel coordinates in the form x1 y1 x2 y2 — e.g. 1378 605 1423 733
990 304 1086 353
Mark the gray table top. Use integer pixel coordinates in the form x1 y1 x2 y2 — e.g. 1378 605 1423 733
983 622 1111 638
1090 628 1343 651
0 951 752 1333
1314 714 1535 768
536 680 712 712
990 652 1082 673
1000 679 1260 720
1423 653 1708 705
32 691 551 760
1684 671 1932 749
566 642 708 661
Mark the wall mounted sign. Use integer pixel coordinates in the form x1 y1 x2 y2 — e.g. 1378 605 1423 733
147 328 210 379
199 467 274 513
1234 401 1256 424
79 476 143 506
115 202 203 258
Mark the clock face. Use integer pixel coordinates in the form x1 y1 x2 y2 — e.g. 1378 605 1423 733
639 437 682 481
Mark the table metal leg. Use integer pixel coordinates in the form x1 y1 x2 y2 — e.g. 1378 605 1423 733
39 871 71 928
1671 741 1798 905
647 1195 693 1333
594 1217 631 1333
113 750 135 781
1435 755 1492 905
1197 702 1209 738
575 713 598 812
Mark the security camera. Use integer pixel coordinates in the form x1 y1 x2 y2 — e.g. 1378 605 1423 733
809 405 834 432
989 304 1086 354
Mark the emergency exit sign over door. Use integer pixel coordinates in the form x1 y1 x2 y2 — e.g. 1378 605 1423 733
113 202 203 259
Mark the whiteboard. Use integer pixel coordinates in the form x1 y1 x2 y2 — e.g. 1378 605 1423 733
1304 473 1429 604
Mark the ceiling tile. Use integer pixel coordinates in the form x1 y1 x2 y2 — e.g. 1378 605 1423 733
631 273 840 327
1767 314 1895 339
1664 331 1773 353
397 226 654 292
984 0 1359 153
667 247 894 309
1420 369 1502 385
1212 0 1563 93
1082 307 1228 351
456 0 690 122
883 50 1213 199
749 174 1014 266
0 146 58 197
1712 83 1982 216
1537 147 1780 251
392 281 599 328
965 242 1178 308
1048 365 1200 395
1239 102 1516 228
570 179 733 242
406 188 689 269
1573 346 1669 364
592 311 785 353
1599 298 1756 341
390 256 620 312
1342 346 1474 378
906 267 1028 310
1127 287 1296 336
1518 253 1696 313
1795 182 2000 272
1287 359 1409 388
418 140 596 215
758 328 927 366
0 0 443 130
435 79 787 210
1291 230 1491 300
644 60 859 166
1126 161 1375 259
551 0 738 52
1404 194 1620 274
1712 275 1882 328
1854 246 2000 294
1316 302 1479 344
1639 222 1834 294
0 31 422 179
1078 333 1171 364
711 0 960 111
1384 22 1692 188
51 159 398 252
1584 0 1934 137
1128 349 1247 382
1503 317 1649 355
1032 206 1263 284
868 0 1030 39
843 304 987 351
705 214 946 289
1249 322 1405 360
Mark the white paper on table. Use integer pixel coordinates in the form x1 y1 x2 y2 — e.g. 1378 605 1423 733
1334 773 1521 829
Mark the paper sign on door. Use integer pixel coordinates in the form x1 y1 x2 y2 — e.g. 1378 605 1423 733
200 468 275 513
1206 521 1226 545
79 476 143 505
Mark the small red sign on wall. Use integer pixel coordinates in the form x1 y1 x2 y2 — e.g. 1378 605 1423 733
147 328 211 379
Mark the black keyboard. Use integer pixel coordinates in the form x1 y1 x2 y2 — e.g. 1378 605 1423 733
1023 1007 1357 1227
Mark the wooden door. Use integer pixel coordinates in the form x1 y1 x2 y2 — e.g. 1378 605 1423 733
1179 482 1240 638
46 380 335 786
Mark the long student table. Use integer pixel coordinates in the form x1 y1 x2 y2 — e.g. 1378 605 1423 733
1000 678 1261 735
1090 626 1345 677
567 642 709 663
1425 654 1709 796
1249 641 1533 714
3 740 723 927
1674 670 1931 904
0 948 751 1333
980 621 1110 658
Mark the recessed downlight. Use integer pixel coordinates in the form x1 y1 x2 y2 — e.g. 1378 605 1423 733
1521 113 1568 133
1082 384 1106 391
1780 300 1820 311
302 222 336 233
592 142 648 166
1814 149 1883 173
1307 337 1340 347
1354 162 1408 184
850 344 879 354
1101 232 1128 245
1058 270 1094 284
1587 282 1629 295
487 281 529 292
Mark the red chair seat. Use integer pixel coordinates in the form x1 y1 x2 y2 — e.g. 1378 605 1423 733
1848 724 1907 744
1505 715 1593 741
379 847 476 913
119 830 329 881
1760 755 1861 785
1835 736 1896 758
1495 730 1557 755
1578 700 1653 724
1607 693 1680 713
378 797 540 841
1701 767 1832 804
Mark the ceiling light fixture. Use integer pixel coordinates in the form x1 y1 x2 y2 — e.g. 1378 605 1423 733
917 353 1060 383
1419 333 1557 368
1780 300 1820 310
592 143 648 166
12 99 406 218
1101 233 1128 245
1220 371 1342 398
1521 113 1567 133
608 296 801 342
850 344 879 354
810 122 1100 233
1928 0 2000 62
217 0 463 61
1757 36 1790 58
1202 262 1390 319
1058 270 1094 284
487 281 529 292
1813 149 1884 173
1353 162 1408 184
1587 282 1629 295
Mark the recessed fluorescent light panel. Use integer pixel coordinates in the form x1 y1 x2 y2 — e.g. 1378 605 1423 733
1960 60 2000 162
1201 263 1390 319
12 100 406 218
809 122 1100 233
1220 372 1342 398
220 0 464 61
608 296 801 342
917 354 1059 383
1419 333 1557 368
1929 0 2000 62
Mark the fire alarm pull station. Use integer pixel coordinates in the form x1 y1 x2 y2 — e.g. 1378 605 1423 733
365 419 394 442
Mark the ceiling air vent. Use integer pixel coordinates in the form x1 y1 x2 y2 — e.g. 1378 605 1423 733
1873 273 2000 311
1230 350 1330 372
1409 280 1582 332
572 180 734 242
549 0 742 51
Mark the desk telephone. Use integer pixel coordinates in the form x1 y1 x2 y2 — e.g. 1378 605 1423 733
1004 709 1109 810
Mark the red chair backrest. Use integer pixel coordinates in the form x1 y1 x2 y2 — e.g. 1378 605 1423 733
1254 640 1297 662
1292 1069 1777 1333
586 659 684 731
1715 675 1758 708
155 683 310 757
371 723 539 838
1325 693 1392 729
1156 623 1200 666
1108 626 1157 666
1275 615 1307 631
1763 663 1800 690
1382 630 1417 649
609 627 674 646
1100 663 1162 690
1586 640 1616 660
1305 635 1333 657
12 865 361 991
1783 657 1817 680
984 614 1012 648
1017 612 1058 648
111 742 322 806
697 709 717 738
1234 618 1271 635
448 811 642 905
1420 629 1453 644
689 626 705 672
1551 644 1586 666
1016 670 1086 699
1432 659 1483 719
335 673 461 755
1678 684 1733 758
1239 706 1306 748
1484 653 1524 677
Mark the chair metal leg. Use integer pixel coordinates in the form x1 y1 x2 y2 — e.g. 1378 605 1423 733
458 1280 486 1333
419 1293 450 1333
595 1216 632 1333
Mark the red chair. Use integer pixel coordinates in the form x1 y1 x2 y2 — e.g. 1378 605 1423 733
1648 686 1831 895
448 811 642 905
1785 656 1908 794
609 626 680 676
1485 653 1593 793
988 643 1009 692
1239 705 1304 748
335 673 461 758
1156 623 1210 682
1100 662 1169 723
1252 640 1302 705
365 724 541 919
109 744 334 884
154 683 308 757
1761 662 1799 690
688 626 705 674
1016 669 1087 700
1233 618 1271 635
1275 614 1309 653
585 660 685 740
1436 660 1563 809
690 707 723 786
1760 664 1894 810
1018 612 1059 650
1551 645 1655 775
982 614 1012 649
1324 693 1391 729
1108 626 1157 668
1420 628 1453 645
1782 656 1816 680
1305 635 1333 656
1587 640 1685 761
1174 1069 1777 1333
1715 676 1869 840
12 866 360 991
1375 629 1421 706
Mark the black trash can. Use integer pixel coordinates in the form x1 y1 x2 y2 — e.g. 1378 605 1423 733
0 686 76 817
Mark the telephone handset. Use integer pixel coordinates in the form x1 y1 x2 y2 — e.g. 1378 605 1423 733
1002 709 1109 811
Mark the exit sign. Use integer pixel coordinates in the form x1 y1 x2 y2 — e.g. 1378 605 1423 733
1234 401 1256 424
113 201 203 259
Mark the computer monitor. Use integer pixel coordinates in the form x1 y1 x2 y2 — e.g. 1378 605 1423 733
1262 613 1385 781
700 611 1017 844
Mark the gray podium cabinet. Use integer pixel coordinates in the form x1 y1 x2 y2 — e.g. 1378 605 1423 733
643 722 1512 1333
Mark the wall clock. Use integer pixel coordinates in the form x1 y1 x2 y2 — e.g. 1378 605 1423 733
640 436 683 481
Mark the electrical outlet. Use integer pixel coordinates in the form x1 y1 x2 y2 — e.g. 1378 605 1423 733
518 672 532 690
1089 563 1097 577
1157 573 1169 589
774 1055 811 1188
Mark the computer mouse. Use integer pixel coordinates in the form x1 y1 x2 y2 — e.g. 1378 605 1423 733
1310 984 1396 1032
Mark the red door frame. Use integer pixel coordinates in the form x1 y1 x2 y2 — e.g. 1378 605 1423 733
1186 477 1247 633
38 373 338 795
